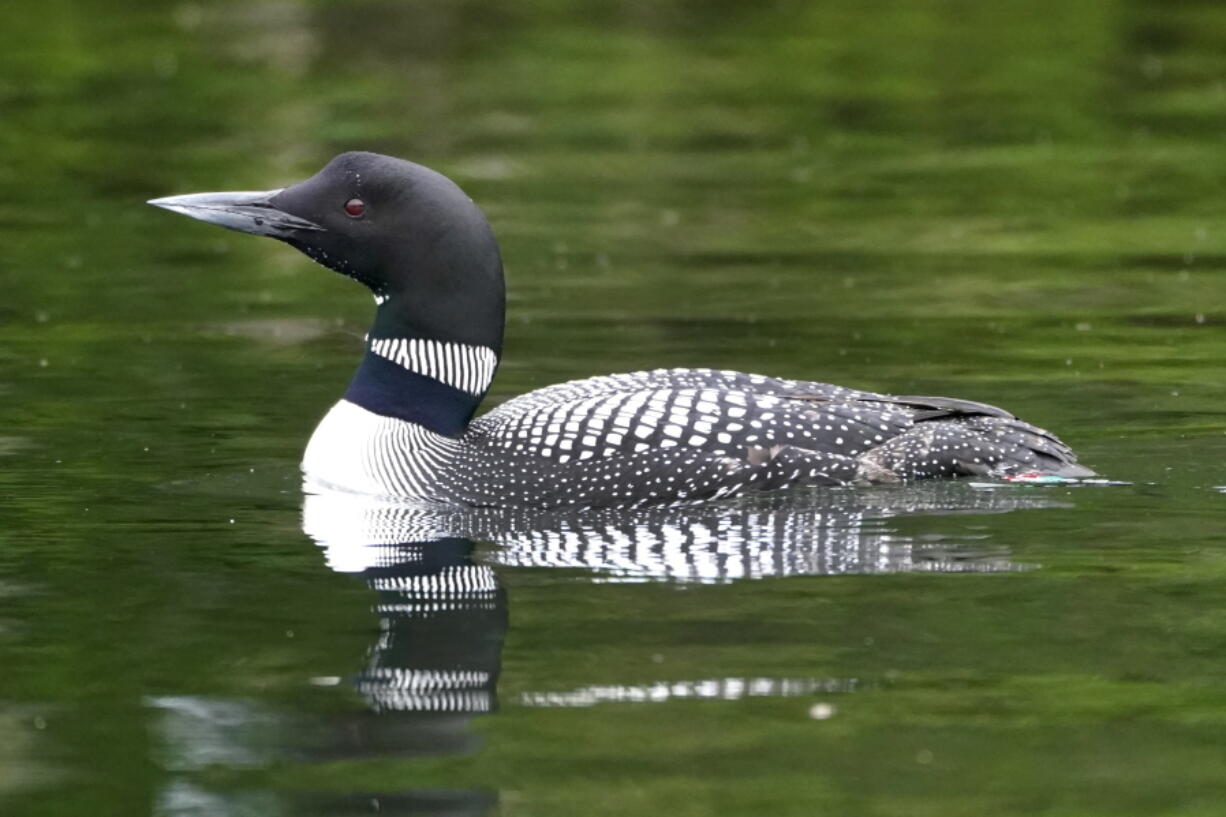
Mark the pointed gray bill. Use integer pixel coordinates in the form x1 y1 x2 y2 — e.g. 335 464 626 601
147 189 324 237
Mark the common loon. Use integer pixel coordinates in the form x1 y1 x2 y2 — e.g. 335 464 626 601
150 151 1091 508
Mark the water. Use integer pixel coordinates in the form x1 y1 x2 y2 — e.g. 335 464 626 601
3 1 1226 814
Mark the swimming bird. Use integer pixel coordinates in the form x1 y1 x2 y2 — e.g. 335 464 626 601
149 152 1091 508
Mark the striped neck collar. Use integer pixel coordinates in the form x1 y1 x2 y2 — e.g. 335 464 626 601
344 337 499 436
368 337 498 396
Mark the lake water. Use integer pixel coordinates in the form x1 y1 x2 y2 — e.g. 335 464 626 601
3 1 1226 815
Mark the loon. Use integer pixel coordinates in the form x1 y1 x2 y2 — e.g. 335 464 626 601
149 151 1091 509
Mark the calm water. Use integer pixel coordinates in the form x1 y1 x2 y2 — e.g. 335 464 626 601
3 1 1226 815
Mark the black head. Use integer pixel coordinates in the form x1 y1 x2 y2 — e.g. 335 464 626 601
149 152 506 352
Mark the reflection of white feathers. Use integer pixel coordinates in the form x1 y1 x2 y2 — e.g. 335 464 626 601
520 676 865 708
356 666 496 714
367 564 499 613
146 696 284 771
303 483 1064 582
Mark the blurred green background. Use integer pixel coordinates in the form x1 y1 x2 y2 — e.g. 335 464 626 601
2 1 1226 815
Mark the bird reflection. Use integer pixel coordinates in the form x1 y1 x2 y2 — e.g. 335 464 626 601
149 535 505 817
150 484 1062 816
304 483 1060 581
352 537 506 717
306 485 1061 720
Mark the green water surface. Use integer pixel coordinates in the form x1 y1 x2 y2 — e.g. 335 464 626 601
2 1 1226 815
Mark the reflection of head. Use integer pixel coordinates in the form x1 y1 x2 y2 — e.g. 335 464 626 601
351 538 506 715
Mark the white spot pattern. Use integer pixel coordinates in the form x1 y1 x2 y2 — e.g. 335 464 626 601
303 367 1087 508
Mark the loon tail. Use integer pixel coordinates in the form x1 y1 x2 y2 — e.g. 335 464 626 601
854 396 1092 482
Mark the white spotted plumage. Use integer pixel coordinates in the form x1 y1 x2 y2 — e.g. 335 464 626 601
303 366 1088 509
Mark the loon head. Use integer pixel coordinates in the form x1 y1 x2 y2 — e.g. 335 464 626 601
148 151 506 353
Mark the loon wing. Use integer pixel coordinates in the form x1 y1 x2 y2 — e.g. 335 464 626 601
455 368 1089 509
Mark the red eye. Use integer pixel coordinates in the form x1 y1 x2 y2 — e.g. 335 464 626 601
343 198 365 217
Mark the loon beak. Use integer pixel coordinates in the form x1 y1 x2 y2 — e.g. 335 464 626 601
147 189 325 236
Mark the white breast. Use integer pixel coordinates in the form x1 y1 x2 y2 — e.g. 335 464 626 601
302 399 461 500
